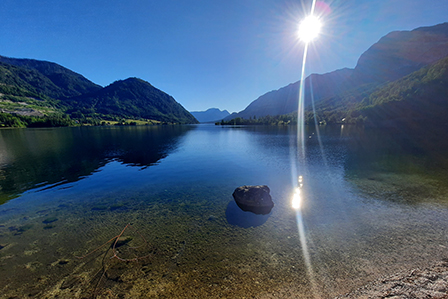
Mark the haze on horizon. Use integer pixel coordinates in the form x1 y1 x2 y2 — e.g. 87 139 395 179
1 0 447 113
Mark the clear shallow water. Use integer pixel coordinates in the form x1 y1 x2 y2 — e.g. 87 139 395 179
0 124 448 298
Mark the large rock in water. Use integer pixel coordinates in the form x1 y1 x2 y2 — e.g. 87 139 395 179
232 185 274 215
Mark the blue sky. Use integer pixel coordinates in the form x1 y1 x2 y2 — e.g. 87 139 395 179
1 0 447 113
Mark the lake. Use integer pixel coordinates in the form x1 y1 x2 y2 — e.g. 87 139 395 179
0 124 448 298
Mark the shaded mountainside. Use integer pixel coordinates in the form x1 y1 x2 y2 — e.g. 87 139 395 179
225 68 353 120
227 22 448 123
352 22 448 85
221 55 448 127
316 54 448 126
304 54 448 126
0 55 197 125
311 22 448 124
358 55 448 126
65 78 198 124
190 108 230 123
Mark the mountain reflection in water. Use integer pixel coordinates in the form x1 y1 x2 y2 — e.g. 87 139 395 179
0 125 192 204
342 123 448 204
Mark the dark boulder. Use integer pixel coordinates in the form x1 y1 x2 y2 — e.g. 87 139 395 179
232 185 274 215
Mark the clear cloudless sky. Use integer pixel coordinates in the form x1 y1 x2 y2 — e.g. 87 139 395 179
1 0 447 113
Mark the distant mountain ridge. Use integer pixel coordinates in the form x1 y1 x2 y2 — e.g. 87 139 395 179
190 108 230 123
0 55 198 125
227 22 448 122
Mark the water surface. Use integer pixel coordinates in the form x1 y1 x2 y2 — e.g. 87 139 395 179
0 124 447 298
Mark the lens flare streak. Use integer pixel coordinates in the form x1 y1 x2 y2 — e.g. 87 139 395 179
297 43 308 161
310 75 329 167
291 0 320 297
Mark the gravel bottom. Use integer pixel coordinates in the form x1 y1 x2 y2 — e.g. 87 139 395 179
335 260 448 299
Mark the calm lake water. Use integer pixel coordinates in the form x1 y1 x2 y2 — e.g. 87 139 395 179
0 124 448 298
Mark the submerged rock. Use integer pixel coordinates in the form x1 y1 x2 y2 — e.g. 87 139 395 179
42 217 58 224
232 185 274 215
114 236 133 248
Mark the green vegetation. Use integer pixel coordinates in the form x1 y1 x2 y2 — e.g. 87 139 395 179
221 55 448 127
0 56 198 127
358 55 448 125
109 119 162 126
3 51 447 129
0 113 75 127
307 56 448 126
218 115 296 126
0 113 168 128
0 56 102 98
218 111 365 126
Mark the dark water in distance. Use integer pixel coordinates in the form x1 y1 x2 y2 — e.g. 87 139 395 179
1 124 448 298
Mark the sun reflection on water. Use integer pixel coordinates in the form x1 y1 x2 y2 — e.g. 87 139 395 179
291 188 302 210
291 174 320 297
292 176 303 210
294 134 320 282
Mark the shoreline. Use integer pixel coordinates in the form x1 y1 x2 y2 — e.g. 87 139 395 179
335 260 448 298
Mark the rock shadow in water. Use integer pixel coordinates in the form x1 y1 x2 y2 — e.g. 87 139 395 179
225 201 271 228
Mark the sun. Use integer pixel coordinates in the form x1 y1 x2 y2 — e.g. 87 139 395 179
298 15 322 43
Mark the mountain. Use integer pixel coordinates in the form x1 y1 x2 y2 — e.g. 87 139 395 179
0 55 102 98
64 77 198 124
358 55 448 126
351 22 448 85
220 55 448 128
224 68 353 120
0 56 198 125
228 22 448 122
0 61 67 117
190 108 230 123
305 54 448 126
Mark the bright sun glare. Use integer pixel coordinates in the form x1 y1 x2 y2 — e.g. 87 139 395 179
298 15 322 43
292 188 302 210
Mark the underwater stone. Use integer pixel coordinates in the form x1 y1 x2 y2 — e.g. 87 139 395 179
43 217 58 224
114 236 133 248
232 185 274 215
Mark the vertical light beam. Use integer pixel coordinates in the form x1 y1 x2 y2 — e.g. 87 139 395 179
297 43 308 161
293 0 320 297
